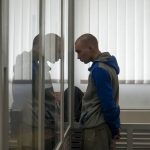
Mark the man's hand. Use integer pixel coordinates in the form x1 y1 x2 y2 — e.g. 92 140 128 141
111 129 121 150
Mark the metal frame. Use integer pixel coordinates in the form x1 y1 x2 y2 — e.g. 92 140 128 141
38 0 45 149
0 0 74 149
56 0 75 149
0 0 9 150
60 0 65 145
68 0 75 128
56 0 65 149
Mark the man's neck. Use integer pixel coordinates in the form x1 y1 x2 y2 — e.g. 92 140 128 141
92 51 101 61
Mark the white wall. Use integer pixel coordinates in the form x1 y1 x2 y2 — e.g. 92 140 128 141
77 83 150 110
74 0 150 111
120 84 150 109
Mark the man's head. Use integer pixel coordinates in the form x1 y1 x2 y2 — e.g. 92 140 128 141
75 33 100 64
32 34 40 61
45 33 62 63
32 33 62 63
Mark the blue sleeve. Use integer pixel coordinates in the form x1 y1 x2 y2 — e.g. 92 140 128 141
91 67 120 137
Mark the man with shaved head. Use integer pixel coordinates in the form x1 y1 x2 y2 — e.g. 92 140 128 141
75 33 120 150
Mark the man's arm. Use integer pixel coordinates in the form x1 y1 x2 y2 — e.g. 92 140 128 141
91 67 120 138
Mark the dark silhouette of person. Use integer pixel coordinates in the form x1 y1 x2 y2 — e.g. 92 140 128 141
64 86 83 122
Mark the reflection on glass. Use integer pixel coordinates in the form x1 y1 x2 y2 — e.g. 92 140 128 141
44 0 62 148
10 35 39 150
8 0 40 149
44 33 62 149
9 0 64 149
9 33 62 150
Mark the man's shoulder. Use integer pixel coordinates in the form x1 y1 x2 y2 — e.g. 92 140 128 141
90 61 108 72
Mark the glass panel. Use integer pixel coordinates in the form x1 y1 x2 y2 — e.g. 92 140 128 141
44 0 62 149
63 0 69 131
44 33 61 149
9 0 40 149
8 0 64 149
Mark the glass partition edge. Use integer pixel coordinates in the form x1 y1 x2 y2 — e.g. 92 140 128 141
0 0 9 150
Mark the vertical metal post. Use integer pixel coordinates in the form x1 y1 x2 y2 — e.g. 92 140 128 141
68 0 75 127
0 4 2 150
0 0 9 150
38 0 45 149
60 0 65 144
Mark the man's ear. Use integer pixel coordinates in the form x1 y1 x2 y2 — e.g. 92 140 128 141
89 45 93 50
